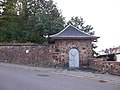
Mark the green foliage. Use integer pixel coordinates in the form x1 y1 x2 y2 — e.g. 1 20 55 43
0 0 19 42
0 0 65 43
34 0 65 43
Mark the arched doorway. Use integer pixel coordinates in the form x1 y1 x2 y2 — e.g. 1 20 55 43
69 48 80 67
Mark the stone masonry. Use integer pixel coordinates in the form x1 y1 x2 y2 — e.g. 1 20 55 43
90 59 120 75
53 39 93 67
0 40 93 68
0 44 55 67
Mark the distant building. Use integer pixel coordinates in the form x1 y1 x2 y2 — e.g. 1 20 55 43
98 45 120 62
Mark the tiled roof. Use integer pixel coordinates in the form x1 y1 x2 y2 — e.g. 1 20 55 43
49 25 99 40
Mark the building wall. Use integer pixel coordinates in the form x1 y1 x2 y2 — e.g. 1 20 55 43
53 39 93 67
116 54 120 62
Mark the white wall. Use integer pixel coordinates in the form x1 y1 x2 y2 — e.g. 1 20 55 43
116 54 120 62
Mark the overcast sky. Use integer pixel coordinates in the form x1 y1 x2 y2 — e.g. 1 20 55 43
53 0 120 51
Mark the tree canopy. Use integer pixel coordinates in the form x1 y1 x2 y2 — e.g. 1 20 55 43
0 0 65 43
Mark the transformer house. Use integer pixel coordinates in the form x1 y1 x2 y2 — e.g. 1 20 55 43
49 25 99 68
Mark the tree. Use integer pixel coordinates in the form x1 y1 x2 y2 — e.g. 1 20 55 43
0 0 65 43
0 0 20 42
67 16 98 56
34 0 65 43
17 0 65 43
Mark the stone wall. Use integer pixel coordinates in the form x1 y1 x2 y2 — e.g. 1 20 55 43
53 39 93 67
0 40 93 68
0 44 56 67
90 58 120 75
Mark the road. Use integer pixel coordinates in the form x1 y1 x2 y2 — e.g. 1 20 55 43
0 65 120 90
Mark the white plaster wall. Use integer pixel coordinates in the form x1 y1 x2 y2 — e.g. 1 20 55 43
116 54 120 62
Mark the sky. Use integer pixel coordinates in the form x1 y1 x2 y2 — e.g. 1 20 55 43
53 0 120 51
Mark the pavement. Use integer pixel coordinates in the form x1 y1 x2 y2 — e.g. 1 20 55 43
0 62 120 86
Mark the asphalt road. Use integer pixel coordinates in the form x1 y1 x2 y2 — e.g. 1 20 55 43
0 65 120 90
